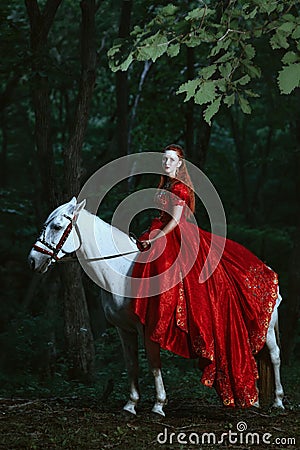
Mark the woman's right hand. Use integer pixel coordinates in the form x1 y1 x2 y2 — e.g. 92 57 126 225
137 239 151 252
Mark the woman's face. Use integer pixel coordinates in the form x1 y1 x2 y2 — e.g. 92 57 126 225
162 150 182 177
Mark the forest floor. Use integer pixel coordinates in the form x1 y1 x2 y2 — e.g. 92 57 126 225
0 395 299 449
1 331 299 449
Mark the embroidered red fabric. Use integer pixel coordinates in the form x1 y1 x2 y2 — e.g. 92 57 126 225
132 181 278 407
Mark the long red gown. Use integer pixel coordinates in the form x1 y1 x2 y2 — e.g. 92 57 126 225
131 181 279 407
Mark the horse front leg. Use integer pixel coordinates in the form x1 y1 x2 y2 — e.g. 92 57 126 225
117 327 140 415
266 304 284 409
144 328 167 416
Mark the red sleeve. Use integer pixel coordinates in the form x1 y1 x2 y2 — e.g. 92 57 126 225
171 182 190 206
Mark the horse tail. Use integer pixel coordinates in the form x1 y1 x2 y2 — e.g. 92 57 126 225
256 344 275 407
275 318 281 348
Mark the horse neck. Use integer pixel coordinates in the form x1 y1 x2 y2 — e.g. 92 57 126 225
75 209 136 296
76 209 135 258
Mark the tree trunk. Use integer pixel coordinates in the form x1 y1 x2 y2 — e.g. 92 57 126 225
185 47 195 159
60 264 95 380
196 119 211 169
128 60 152 155
0 112 8 188
25 0 62 218
26 0 96 381
229 110 250 221
60 0 97 380
250 125 273 223
115 0 133 156
0 75 20 188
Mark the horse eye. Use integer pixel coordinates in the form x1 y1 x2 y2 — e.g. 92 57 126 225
52 223 62 231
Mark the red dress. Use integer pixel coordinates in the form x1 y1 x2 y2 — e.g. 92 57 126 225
132 181 279 407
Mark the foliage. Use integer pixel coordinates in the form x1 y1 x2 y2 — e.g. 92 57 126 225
108 1 300 123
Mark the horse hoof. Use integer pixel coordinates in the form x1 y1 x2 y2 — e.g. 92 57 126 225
123 400 137 415
151 403 165 417
273 400 285 409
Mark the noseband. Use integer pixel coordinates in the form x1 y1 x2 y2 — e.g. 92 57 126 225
33 214 75 262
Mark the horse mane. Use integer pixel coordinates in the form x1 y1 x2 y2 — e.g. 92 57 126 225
80 209 134 244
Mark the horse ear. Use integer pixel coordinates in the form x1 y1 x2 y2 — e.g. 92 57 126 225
74 199 86 217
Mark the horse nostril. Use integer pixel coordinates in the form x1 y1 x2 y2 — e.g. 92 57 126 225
28 256 35 271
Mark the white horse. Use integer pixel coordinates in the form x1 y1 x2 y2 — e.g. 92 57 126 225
28 197 285 415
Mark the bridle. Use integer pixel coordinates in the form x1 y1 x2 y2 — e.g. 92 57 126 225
33 213 143 265
33 214 75 263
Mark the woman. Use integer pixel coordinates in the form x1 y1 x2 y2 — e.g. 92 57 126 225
132 144 279 407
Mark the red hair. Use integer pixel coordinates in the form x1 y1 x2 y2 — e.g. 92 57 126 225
158 144 195 214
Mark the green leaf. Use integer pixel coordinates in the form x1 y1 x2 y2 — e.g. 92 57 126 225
118 53 133 72
160 4 178 16
244 6 258 19
224 93 235 107
107 44 121 58
185 35 201 48
177 79 200 101
215 51 235 64
242 62 261 78
245 89 260 98
194 81 216 105
238 95 251 114
277 63 300 94
234 75 251 86
292 25 300 40
241 43 256 59
131 25 143 37
199 64 217 80
281 51 300 65
210 38 231 57
203 97 221 125
258 1 278 14
277 22 295 34
167 43 180 57
219 62 232 79
184 29 209 48
137 33 169 62
107 41 135 72
185 7 213 20
282 14 297 22
270 31 289 50
215 78 227 93
253 28 262 38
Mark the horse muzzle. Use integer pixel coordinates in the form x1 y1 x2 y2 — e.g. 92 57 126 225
28 251 52 273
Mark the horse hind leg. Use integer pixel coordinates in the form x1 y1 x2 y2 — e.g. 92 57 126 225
266 302 284 409
144 328 167 416
117 327 140 415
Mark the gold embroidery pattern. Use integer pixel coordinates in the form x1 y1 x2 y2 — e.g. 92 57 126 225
245 265 279 354
176 278 188 333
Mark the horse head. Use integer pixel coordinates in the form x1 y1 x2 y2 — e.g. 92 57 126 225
28 197 86 273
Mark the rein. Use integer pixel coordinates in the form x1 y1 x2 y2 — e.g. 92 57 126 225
33 214 141 265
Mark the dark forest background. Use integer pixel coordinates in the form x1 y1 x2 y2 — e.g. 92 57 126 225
0 0 299 401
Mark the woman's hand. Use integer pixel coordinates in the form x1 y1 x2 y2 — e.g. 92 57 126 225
136 239 151 252
140 239 151 249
